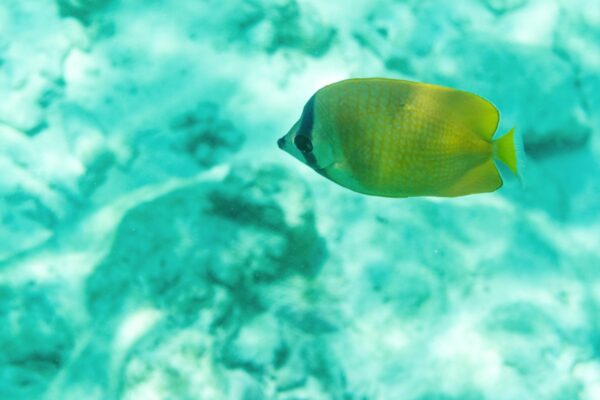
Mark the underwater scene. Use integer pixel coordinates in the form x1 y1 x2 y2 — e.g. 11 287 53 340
1 0 600 399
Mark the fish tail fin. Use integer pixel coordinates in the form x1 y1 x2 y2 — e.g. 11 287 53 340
493 127 525 182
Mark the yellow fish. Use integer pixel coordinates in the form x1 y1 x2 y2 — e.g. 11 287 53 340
277 78 523 198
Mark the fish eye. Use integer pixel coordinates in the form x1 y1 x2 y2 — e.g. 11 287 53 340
294 135 313 153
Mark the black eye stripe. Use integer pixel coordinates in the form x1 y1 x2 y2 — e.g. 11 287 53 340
296 94 318 168
294 135 313 152
304 152 318 167
299 95 315 137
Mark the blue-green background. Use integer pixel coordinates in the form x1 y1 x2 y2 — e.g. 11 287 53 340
1 0 599 399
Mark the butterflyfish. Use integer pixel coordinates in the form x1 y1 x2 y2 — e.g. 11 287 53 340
277 78 524 198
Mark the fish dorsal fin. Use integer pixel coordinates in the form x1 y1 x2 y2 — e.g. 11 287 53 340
322 79 500 142
436 87 500 142
374 79 500 142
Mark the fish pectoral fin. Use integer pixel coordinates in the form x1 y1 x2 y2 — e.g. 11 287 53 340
439 159 502 197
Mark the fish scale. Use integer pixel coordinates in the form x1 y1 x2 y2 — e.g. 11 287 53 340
325 80 491 195
364 85 454 189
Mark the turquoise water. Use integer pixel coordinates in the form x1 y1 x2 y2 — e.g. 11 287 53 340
1 0 599 399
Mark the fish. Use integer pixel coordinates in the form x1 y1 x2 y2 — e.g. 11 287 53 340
277 78 524 198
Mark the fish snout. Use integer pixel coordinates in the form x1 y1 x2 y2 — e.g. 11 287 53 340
277 137 286 149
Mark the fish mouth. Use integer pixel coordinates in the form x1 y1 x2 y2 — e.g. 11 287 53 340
277 136 286 149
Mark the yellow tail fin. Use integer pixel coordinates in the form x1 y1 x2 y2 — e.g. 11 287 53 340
493 127 524 180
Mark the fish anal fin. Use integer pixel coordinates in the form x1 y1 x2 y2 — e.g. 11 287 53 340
439 159 502 197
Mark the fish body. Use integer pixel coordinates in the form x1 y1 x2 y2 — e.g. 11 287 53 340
278 78 522 198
